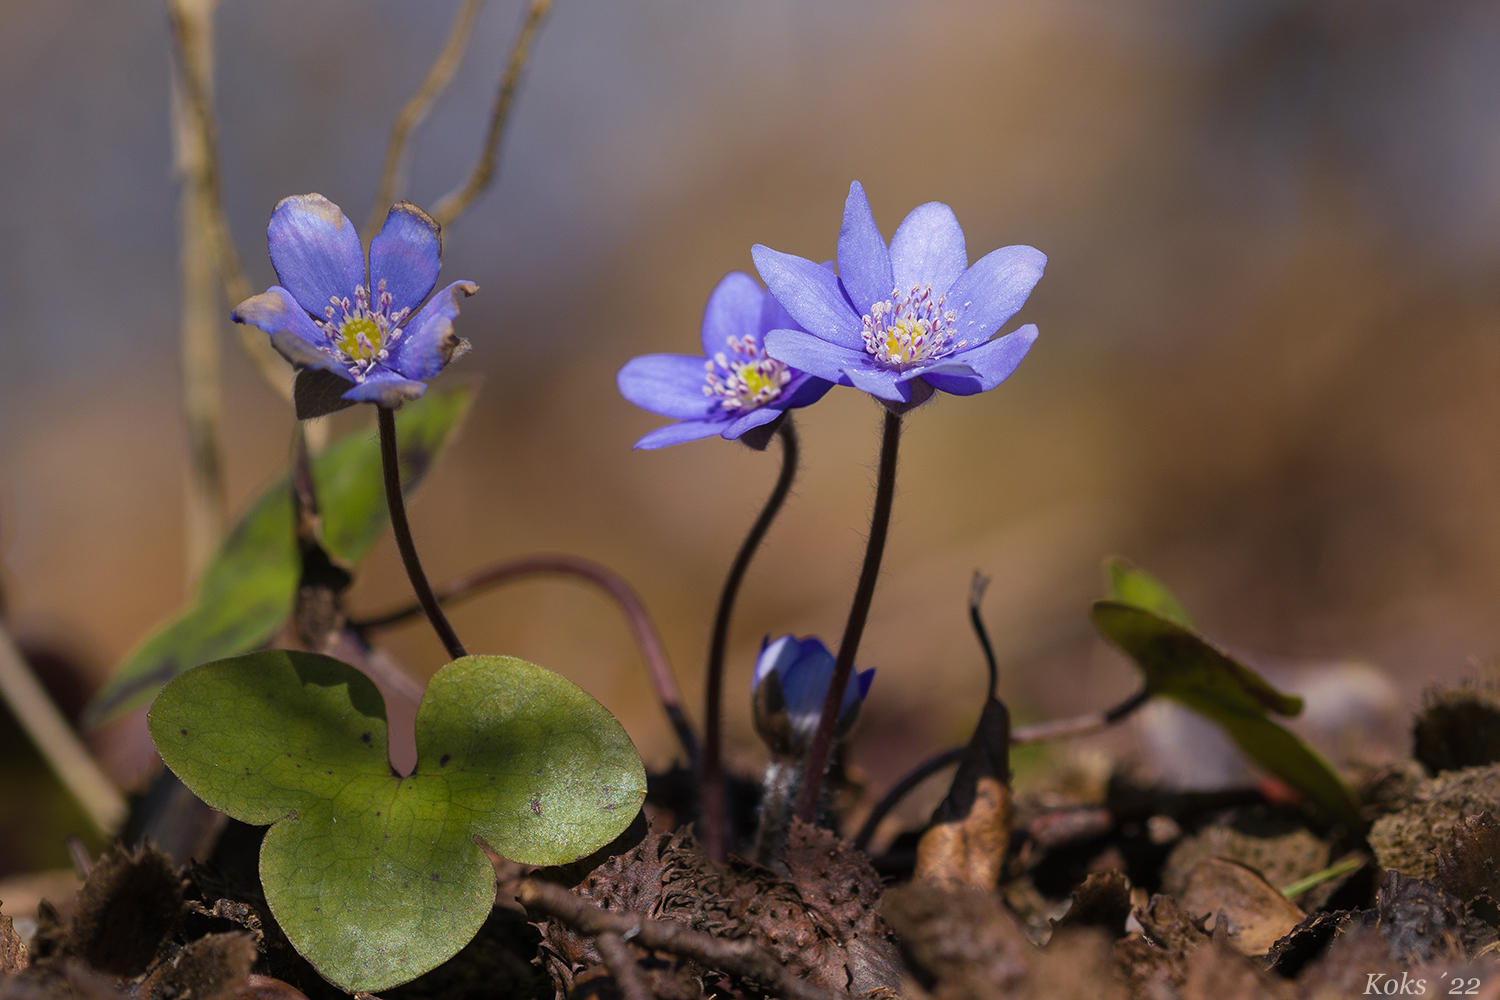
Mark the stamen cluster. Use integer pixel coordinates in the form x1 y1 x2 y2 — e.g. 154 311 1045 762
316 279 411 383
702 334 792 411
860 282 965 370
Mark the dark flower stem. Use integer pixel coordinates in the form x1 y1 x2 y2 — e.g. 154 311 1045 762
795 408 902 823
701 417 799 863
377 406 467 661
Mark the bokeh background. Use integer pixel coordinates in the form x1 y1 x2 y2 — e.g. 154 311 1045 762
6 0 1500 870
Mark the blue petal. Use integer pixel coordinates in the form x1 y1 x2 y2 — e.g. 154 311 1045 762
779 643 838 720
634 419 731 450
779 371 836 409
836 181 894 314
842 361 911 402
369 202 442 318
722 405 783 440
758 282 798 337
385 280 477 380
753 635 802 691
232 286 344 375
763 329 862 384
890 202 968 296
947 245 1046 343
929 324 1037 394
617 354 719 420
752 246 863 350
700 271 765 358
341 367 427 408
267 194 365 317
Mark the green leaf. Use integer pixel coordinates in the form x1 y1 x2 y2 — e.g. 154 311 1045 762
1091 600 1361 826
84 386 474 727
1105 556 1196 630
148 649 646 993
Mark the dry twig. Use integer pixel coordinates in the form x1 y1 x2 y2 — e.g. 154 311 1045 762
364 0 488 239
431 0 553 226
517 879 845 1000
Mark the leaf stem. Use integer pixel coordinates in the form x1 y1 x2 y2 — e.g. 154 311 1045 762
795 409 902 824
377 406 467 661
350 553 698 767
700 417 799 863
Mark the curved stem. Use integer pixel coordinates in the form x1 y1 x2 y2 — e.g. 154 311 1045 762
700 418 799 863
351 552 699 768
795 409 902 823
1008 687 1150 743
377 406 467 661
852 746 964 853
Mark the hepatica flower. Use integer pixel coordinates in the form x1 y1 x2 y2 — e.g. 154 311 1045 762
751 634 874 757
233 194 477 409
617 272 833 449
752 182 1046 406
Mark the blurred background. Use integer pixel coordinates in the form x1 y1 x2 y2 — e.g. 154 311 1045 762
5 0 1500 872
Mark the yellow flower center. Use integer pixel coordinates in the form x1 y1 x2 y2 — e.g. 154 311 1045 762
337 315 383 361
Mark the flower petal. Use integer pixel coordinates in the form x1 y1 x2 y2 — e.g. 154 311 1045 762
340 367 427 408
700 271 765 357
752 246 863 350
267 194 365 317
841 362 911 403
369 202 442 318
633 419 728 450
947 245 1046 343
778 371 836 409
617 354 719 420
385 281 477 380
758 281 798 337
890 201 968 296
232 286 344 375
722 405 783 440
753 635 801 691
924 325 1037 395
836 181 894 314
763 328 862 384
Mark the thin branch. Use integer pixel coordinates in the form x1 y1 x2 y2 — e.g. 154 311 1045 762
0 624 126 837
349 553 699 767
702 418 798 863
1009 688 1150 744
517 880 845 1000
167 0 293 403
852 746 964 853
796 410 902 823
595 931 652 1000
377 407 467 661
364 0 488 240
431 0 553 227
968 572 998 701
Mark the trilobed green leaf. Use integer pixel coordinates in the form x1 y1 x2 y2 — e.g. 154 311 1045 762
148 650 645 992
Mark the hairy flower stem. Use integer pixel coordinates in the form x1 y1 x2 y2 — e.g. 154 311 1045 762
795 408 902 824
377 407 467 661
751 754 803 868
701 417 799 863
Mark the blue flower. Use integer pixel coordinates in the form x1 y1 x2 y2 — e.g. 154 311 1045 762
233 194 478 409
751 634 874 756
617 272 834 449
751 181 1045 406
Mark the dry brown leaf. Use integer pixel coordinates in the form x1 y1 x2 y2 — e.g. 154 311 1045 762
913 699 1011 891
1181 858 1305 957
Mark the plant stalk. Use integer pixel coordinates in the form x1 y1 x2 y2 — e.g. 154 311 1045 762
701 418 799 863
377 406 467 661
794 409 901 823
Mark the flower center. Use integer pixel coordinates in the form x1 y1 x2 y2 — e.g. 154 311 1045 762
702 334 792 411
860 283 964 370
315 280 410 382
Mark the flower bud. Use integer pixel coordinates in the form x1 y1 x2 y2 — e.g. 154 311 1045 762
751 634 874 757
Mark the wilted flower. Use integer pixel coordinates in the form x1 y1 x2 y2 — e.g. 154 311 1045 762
752 181 1045 407
233 194 477 409
617 272 833 449
751 634 874 756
